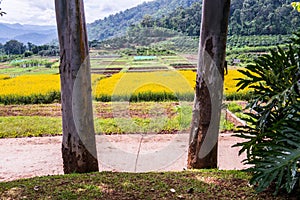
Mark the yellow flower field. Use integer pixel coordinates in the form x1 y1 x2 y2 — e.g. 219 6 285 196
0 74 104 97
0 74 105 104
93 71 194 99
0 75 10 80
224 69 246 94
0 74 60 97
93 69 248 100
0 69 249 104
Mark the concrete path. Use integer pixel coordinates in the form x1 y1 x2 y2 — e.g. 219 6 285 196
0 133 247 182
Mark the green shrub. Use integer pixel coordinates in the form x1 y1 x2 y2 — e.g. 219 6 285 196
51 62 60 68
24 51 33 57
226 102 243 113
0 116 62 138
234 32 300 195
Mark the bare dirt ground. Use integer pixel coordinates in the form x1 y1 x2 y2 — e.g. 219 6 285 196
0 133 247 182
0 102 179 118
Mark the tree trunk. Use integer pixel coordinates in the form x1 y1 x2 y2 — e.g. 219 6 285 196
187 0 231 169
55 0 99 173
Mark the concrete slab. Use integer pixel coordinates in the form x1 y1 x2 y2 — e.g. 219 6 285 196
96 133 247 172
0 133 247 182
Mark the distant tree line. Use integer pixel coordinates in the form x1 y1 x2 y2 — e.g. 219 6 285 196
1 40 26 55
0 40 59 59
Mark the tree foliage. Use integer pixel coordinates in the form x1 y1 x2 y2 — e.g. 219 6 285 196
88 0 300 41
229 0 300 35
291 2 300 12
150 0 300 36
234 33 300 194
150 2 202 36
4 40 25 55
87 0 196 41
0 0 6 16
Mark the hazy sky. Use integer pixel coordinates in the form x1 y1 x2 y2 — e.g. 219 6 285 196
0 0 154 25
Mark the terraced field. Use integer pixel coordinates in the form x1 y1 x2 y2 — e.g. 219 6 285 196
0 54 250 104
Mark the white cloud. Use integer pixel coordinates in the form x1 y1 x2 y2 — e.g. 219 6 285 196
84 0 153 23
0 0 56 25
0 0 154 25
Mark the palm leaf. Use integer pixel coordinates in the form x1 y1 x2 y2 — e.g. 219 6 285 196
233 32 300 195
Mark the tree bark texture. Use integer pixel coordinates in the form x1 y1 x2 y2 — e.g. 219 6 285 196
187 0 231 169
55 0 99 173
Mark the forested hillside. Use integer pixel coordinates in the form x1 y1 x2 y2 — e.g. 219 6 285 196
88 0 300 41
139 0 300 36
87 0 197 41
229 0 300 35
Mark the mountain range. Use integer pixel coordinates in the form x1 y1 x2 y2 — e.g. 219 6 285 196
0 0 198 45
0 22 57 45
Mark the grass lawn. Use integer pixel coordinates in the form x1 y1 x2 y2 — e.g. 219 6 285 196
0 66 59 76
0 170 292 199
0 116 62 138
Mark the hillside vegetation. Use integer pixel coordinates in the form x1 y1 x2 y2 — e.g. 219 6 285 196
87 0 300 41
87 0 196 41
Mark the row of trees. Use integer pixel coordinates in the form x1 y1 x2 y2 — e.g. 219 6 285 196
1 40 26 55
0 40 59 57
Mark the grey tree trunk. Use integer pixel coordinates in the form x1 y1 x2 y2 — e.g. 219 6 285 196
55 0 99 173
187 0 231 169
